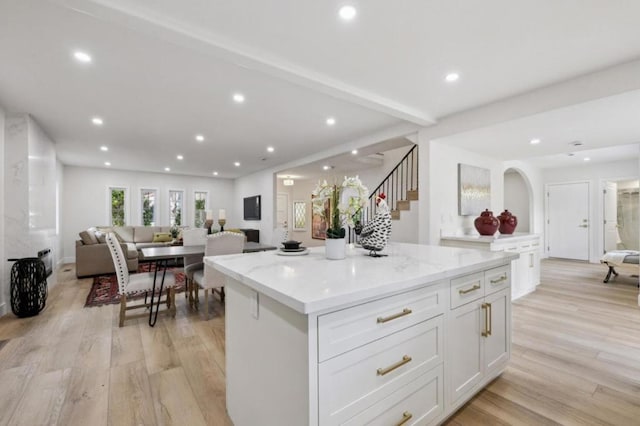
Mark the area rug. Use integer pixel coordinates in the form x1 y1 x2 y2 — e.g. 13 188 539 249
84 264 186 308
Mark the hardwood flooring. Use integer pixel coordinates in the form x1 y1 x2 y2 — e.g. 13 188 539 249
0 259 638 425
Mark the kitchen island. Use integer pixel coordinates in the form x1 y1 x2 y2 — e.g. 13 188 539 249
206 243 518 426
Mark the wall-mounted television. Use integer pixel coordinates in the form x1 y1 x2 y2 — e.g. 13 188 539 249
243 195 261 220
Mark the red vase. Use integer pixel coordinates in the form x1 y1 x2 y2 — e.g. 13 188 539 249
474 209 499 236
498 209 518 234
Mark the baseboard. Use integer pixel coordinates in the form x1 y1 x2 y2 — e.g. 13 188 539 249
62 256 75 265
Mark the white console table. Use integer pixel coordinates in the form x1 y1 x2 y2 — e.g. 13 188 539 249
206 243 518 425
440 233 541 300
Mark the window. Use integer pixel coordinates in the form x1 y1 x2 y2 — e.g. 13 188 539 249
109 187 127 226
141 189 157 226
169 190 184 226
194 191 208 228
293 200 306 230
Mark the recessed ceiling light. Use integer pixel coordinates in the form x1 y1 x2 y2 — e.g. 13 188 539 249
351 149 358 155
92 117 103 125
233 93 245 103
164 167 171 172
195 134 204 142
104 161 111 166
326 117 336 126
234 161 241 167
339 5 357 20
584 157 591 162
212 171 218 176
529 138 541 145
267 146 275 153
176 155 184 160
73 51 92 63
100 146 108 151
445 73 460 82
323 165 331 171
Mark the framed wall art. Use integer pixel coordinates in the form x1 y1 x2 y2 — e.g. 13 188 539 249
458 163 491 216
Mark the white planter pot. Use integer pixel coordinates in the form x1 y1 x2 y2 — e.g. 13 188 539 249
325 238 346 260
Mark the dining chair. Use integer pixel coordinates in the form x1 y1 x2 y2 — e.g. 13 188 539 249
193 231 245 319
106 232 176 327
181 228 208 305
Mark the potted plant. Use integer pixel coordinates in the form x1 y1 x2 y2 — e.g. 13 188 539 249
312 176 369 259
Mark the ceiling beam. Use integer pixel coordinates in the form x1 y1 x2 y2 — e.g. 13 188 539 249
51 0 436 126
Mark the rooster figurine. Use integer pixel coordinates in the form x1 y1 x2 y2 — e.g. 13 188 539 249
359 193 392 257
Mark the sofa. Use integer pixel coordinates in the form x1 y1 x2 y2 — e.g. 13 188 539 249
75 225 175 278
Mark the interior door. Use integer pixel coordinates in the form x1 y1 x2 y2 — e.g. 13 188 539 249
547 182 589 261
603 181 619 253
276 192 289 230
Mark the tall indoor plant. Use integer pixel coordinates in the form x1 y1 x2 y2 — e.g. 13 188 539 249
312 176 369 259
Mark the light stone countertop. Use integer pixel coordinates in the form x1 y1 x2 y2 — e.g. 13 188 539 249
205 242 518 315
440 232 540 244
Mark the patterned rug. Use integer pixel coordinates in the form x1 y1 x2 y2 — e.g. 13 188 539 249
84 264 186 308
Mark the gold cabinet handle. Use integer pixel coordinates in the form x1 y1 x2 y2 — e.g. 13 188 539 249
490 275 507 284
481 303 489 337
458 284 481 295
377 355 412 376
395 411 413 426
377 308 412 324
488 302 492 336
482 302 492 337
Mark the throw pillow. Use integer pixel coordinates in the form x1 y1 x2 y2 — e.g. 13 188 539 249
79 229 98 245
152 232 173 243
94 230 106 243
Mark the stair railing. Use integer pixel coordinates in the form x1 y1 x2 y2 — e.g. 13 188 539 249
349 144 418 243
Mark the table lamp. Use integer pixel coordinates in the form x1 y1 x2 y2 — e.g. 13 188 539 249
218 209 226 232
205 210 214 234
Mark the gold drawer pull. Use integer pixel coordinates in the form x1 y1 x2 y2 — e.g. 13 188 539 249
395 411 413 426
377 355 412 376
458 284 480 295
377 308 412 324
490 275 507 284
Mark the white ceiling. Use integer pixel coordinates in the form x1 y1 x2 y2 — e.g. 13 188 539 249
0 0 639 178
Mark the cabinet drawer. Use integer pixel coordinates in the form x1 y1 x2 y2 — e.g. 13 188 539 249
484 265 510 295
450 272 484 309
318 285 445 361
343 364 443 426
319 316 443 425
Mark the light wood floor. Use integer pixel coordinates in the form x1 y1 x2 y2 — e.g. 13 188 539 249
0 260 638 425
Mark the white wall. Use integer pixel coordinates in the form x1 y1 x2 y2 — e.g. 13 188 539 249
419 135 505 245
0 104 5 315
356 145 415 195
542 158 639 263
62 166 235 262
234 169 275 245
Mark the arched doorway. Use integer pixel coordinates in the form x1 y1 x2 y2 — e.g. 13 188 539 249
503 168 531 232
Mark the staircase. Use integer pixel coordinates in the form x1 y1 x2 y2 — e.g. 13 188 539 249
350 144 418 242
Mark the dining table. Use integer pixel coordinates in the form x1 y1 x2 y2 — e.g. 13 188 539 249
139 241 277 326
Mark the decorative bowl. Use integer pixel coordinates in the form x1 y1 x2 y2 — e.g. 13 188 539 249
282 240 302 250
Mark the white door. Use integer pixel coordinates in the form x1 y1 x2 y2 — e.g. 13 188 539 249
547 182 589 261
603 181 619 253
276 192 289 230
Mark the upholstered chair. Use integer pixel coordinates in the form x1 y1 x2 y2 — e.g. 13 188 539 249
106 232 176 326
181 228 208 305
193 231 245 319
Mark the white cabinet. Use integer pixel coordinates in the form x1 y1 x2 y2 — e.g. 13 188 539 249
441 234 540 300
217 244 516 426
447 266 510 406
